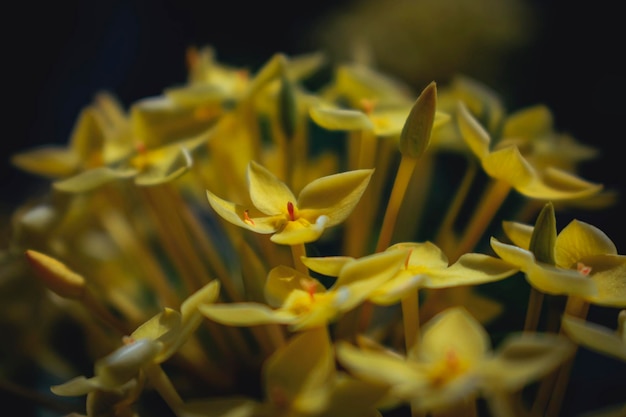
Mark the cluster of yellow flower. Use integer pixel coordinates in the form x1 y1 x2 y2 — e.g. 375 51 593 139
3 46 625 417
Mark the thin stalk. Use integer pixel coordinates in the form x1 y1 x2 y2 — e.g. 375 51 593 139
433 160 478 255
524 287 545 333
290 242 308 274
375 156 418 253
451 178 512 262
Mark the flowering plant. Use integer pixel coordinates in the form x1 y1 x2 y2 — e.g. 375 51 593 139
2 45 625 417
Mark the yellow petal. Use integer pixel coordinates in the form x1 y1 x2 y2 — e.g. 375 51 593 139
502 221 534 250
388 241 449 270
518 167 603 200
247 160 296 215
369 271 427 305
482 146 535 188
301 256 355 277
264 327 334 406
502 104 553 139
270 215 329 245
334 250 407 288
95 339 161 388
51 376 101 396
482 333 575 392
424 253 518 288
206 189 278 234
297 169 374 227
562 315 626 362
419 307 489 363
490 237 535 270
555 220 618 268
264 266 325 308
181 280 221 319
587 256 626 307
456 101 491 160
525 262 598 297
11 146 80 178
134 147 193 186
131 308 181 343
198 302 295 326
309 106 375 131
53 166 138 193
335 341 428 399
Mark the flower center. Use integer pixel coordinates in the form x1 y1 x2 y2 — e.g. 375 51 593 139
428 349 467 387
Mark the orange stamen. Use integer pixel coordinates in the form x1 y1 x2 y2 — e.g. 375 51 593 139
135 141 147 154
300 278 317 300
360 98 377 115
577 262 592 276
243 210 255 226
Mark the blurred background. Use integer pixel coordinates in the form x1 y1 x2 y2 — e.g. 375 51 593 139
3 0 625 416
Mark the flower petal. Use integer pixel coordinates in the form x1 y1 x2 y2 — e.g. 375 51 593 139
424 253 518 288
561 315 626 362
11 146 80 178
525 262 598 297
270 215 329 245
247 160 297 215
555 220 618 268
482 333 575 392
301 255 355 277
53 166 138 193
198 302 295 326
206 189 278 234
264 265 325 308
309 106 375 131
298 169 374 227
418 307 490 363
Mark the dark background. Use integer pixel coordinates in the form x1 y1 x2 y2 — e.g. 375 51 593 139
3 1 625 416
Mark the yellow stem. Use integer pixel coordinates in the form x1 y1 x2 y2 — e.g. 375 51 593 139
375 156 418 253
402 290 420 353
290 243 308 274
433 160 478 255
524 287 545 333
451 178 512 262
144 364 184 415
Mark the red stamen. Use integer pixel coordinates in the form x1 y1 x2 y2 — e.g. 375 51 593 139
287 201 296 221
300 278 317 300
122 336 135 345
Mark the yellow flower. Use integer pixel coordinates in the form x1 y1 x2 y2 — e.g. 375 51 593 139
491 208 626 305
179 327 388 417
303 241 517 306
206 160 374 245
336 306 574 413
11 92 124 179
50 281 220 414
456 100 603 201
198 250 407 331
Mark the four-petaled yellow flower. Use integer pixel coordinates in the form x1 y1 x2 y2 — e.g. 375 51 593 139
491 215 626 305
206 160 374 245
336 306 575 413
199 250 407 331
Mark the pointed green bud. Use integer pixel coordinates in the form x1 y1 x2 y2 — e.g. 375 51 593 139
399 81 437 158
529 202 557 265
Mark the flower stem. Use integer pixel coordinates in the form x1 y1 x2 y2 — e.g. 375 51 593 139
375 155 418 253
